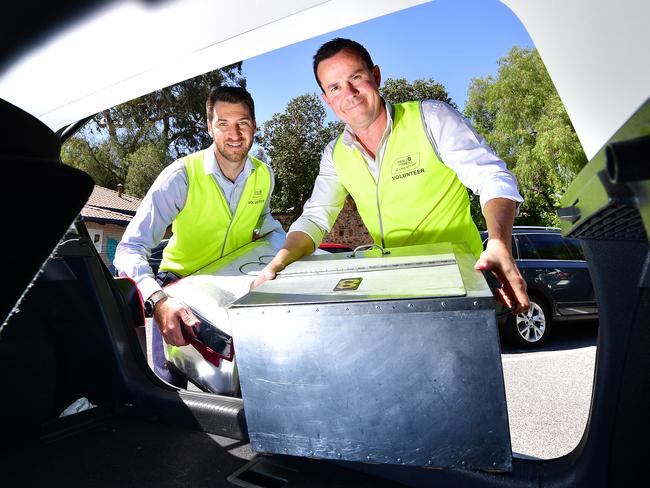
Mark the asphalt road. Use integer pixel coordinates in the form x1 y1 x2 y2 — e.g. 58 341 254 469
145 318 599 460
501 320 598 459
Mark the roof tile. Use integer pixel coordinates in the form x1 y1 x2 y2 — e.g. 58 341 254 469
81 185 142 224
87 185 141 213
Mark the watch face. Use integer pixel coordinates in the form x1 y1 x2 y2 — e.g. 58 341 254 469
145 291 166 317
144 299 154 317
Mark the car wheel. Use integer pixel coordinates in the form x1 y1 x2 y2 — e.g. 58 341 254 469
507 297 552 348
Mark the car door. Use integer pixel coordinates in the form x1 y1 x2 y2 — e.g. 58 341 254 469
516 233 596 317
562 237 598 315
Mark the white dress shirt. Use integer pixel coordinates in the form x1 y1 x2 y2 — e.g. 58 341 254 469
289 100 523 246
114 145 286 299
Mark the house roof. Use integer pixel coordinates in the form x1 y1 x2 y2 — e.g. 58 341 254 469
81 205 134 226
80 185 141 225
87 185 140 214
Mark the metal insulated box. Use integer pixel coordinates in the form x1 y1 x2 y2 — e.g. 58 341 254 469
230 242 512 472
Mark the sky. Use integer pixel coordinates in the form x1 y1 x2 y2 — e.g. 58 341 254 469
241 0 534 129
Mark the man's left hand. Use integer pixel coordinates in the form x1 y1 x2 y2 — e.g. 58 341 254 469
474 238 530 314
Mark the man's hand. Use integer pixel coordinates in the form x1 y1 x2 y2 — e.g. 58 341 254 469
250 231 315 290
251 261 284 289
153 296 200 346
479 198 529 314
475 238 529 314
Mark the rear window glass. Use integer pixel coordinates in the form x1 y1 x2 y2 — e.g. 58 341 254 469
480 234 516 258
565 238 586 260
517 233 573 260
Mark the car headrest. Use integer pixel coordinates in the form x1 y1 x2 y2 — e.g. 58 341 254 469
0 98 60 161
0 98 94 326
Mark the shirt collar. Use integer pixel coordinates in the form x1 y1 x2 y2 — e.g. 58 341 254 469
340 100 394 148
203 144 254 180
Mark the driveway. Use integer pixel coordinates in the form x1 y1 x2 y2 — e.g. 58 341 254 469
502 321 598 459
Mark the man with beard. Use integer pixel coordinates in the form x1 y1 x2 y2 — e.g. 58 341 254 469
115 85 285 387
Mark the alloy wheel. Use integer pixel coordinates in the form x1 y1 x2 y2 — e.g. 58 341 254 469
515 301 547 343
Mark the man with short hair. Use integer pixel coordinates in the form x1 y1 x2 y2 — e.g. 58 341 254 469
254 38 529 313
115 85 285 387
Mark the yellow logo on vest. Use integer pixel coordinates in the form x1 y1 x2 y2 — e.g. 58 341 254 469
391 153 424 180
248 188 265 205
333 277 363 291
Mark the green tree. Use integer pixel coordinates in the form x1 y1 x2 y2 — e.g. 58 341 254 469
380 78 457 108
464 47 587 226
61 137 122 190
123 141 168 197
61 64 245 197
258 94 344 216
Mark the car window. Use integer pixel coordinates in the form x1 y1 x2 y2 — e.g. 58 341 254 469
565 238 586 260
510 236 518 259
481 234 517 258
516 235 540 259
518 233 573 260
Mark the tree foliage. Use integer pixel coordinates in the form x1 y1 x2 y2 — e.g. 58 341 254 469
123 141 168 198
61 64 245 197
258 94 344 216
380 78 457 109
464 47 587 226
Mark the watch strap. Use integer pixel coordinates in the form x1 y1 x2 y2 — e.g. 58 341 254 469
145 290 168 315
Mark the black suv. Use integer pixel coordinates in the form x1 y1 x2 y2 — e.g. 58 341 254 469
481 226 598 348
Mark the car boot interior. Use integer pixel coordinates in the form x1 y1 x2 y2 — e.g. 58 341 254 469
0 99 400 487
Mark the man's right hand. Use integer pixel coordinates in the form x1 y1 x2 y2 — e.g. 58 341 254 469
153 296 200 346
251 261 285 289
250 231 316 290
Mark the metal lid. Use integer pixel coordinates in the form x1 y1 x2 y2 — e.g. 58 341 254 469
234 242 470 307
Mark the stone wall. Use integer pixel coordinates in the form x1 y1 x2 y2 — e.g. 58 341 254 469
272 196 371 249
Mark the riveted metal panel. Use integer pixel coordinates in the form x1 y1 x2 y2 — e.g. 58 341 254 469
230 242 512 471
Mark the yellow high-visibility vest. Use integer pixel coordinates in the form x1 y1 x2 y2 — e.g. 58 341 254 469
332 101 482 257
160 152 271 276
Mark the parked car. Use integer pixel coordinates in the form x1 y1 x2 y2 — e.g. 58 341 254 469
480 226 598 348
1 1 648 487
316 242 354 254
148 238 168 276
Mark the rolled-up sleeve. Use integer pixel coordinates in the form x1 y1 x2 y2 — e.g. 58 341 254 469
113 160 187 299
423 100 523 213
288 139 349 248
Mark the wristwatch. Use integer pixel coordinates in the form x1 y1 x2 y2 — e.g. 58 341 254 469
144 290 168 317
